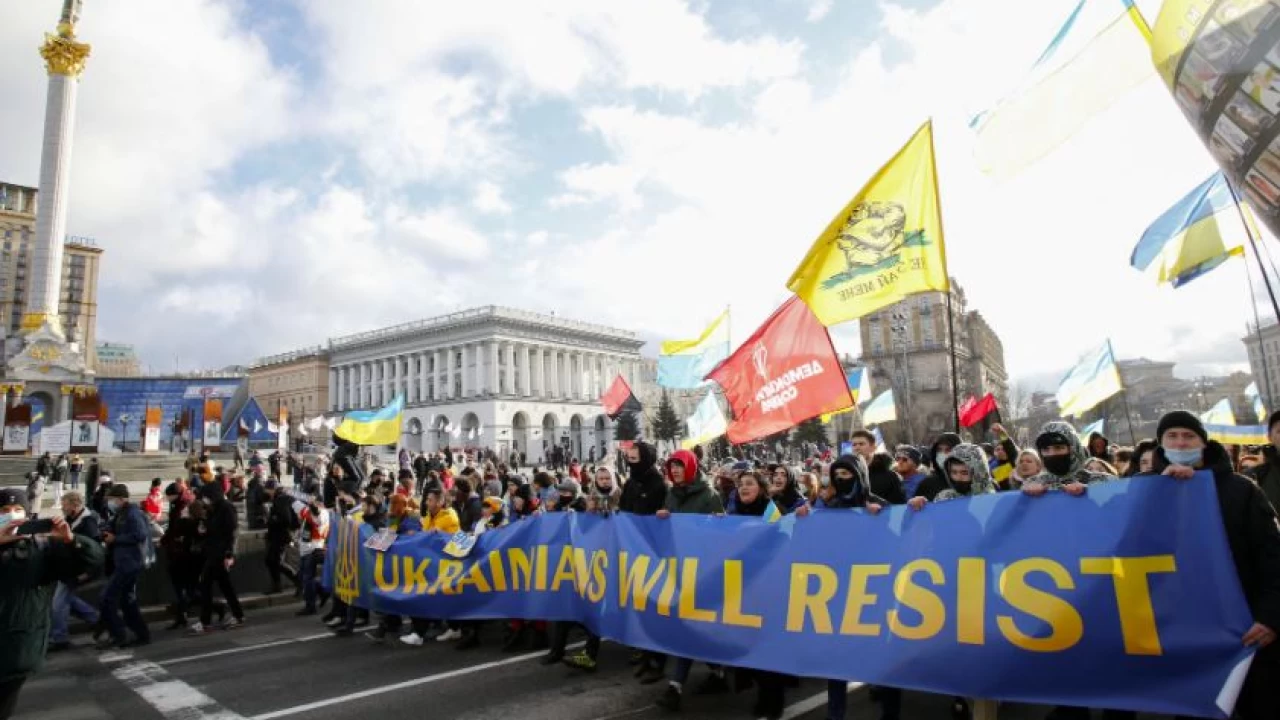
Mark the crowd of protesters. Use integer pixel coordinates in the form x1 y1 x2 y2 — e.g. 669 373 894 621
5 408 1280 720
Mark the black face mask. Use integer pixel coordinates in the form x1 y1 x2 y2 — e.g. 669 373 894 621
1042 454 1073 477
951 479 973 494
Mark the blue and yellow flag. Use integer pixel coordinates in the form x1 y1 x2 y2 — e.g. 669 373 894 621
1205 424 1267 445
764 501 782 524
682 390 729 450
1078 418 1105 443
1200 398 1237 427
1131 173 1245 288
1056 340 1123 418
862 389 897 426
335 394 404 446
820 367 873 423
786 121 948 327
1246 382 1267 424
658 310 730 389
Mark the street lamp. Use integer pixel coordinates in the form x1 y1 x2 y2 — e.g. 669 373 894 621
119 413 133 452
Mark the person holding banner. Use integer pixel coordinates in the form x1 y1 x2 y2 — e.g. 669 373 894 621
1142 411 1280 720
913 432 961 501
850 431 906 505
1020 422 1114 496
1244 410 1280 512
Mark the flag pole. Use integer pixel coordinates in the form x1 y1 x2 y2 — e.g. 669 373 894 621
1227 178 1280 327
1119 389 1138 445
925 118 963 433
1246 248 1278 408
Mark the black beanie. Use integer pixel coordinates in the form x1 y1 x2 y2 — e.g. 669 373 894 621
1156 410 1208 443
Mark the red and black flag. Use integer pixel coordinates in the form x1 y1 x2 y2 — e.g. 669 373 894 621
959 393 999 428
601 374 642 420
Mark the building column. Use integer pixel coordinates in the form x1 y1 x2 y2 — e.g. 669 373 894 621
519 344 532 397
348 366 357 409
356 363 365 408
533 346 545 398
549 350 560 398
504 342 516 396
329 369 339 411
489 341 500 396
391 356 402 403
461 345 471 398
475 343 486 396
435 349 445 401
418 352 429 403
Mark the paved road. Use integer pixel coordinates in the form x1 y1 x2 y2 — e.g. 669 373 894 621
12 604 1179 720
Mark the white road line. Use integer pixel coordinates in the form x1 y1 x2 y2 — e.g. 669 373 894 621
249 641 585 720
106 656 248 720
777 682 864 720
159 632 333 666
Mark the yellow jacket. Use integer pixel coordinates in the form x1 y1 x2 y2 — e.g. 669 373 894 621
425 507 461 534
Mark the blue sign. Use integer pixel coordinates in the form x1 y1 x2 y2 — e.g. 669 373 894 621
325 474 1254 718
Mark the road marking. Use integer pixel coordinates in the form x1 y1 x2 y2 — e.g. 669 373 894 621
249 641 585 720
159 632 333 666
777 682 864 720
106 656 248 720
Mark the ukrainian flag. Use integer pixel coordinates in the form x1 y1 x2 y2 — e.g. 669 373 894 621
1078 418 1105 443
820 367 873 423
1056 340 1123 418
658 310 730 389
1246 382 1267 423
335 394 404 446
862 389 897 426
764 501 783 524
682 390 729 450
1205 424 1268 445
1200 398 1237 427
1131 173 1245 288
787 121 949 327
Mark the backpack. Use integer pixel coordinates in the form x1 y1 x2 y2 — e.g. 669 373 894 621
144 515 161 569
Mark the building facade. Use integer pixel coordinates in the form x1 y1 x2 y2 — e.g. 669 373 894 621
1244 322 1280 410
1 181 102 374
247 347 329 427
95 341 140 377
324 306 645 463
858 280 1009 443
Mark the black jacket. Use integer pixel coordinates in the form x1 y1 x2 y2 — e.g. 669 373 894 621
265 493 298 543
825 454 888 509
1246 445 1280 514
619 442 668 516
866 453 906 505
914 433 962 501
1152 442 1280 638
200 484 239 561
245 479 267 530
457 495 484 533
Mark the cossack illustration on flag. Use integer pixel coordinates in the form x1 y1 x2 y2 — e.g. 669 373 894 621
600 375 642 420
705 296 852 444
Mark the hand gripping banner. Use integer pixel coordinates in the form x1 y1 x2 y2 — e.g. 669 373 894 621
325 474 1255 718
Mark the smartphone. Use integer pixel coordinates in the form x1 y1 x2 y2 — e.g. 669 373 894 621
15 518 55 535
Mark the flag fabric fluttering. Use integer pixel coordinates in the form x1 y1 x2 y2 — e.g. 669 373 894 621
658 310 731 390
1078 418 1105 443
682 390 729 450
971 0 1154 180
705 296 852 444
601 375 642 420
786 121 949 327
764 501 783 524
1246 382 1267 424
862 389 897 426
1056 340 1124 417
820 367 874 423
1131 173 1245 287
959 393 998 428
334 395 404 446
253 419 263 435
871 427 888 454
1205 424 1268 445
1200 398 1237 427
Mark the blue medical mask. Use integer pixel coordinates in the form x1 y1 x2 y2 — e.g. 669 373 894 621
1163 447 1203 467
107 498 123 512
935 451 950 468
0 510 25 530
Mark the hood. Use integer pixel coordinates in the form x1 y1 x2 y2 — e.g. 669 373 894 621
199 482 226 503
942 443 995 495
1035 421 1087 478
828 453 870 499
868 452 896 475
666 449 700 485
928 433 962 475
1087 432 1112 457
628 441 659 477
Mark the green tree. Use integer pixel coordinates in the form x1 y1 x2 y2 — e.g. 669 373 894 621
613 412 640 442
791 417 828 446
652 391 683 445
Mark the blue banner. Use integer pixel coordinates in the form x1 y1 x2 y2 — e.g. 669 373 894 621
325 474 1254 718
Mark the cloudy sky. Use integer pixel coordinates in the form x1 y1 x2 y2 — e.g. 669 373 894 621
0 0 1263 388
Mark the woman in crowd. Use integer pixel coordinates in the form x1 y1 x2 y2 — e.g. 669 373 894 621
1007 450 1043 489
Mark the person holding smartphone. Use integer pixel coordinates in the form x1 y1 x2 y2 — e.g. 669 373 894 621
0 487 104 720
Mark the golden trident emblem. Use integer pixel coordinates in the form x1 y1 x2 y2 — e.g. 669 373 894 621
333 518 361 604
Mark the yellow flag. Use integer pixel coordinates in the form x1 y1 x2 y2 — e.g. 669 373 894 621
786 120 949 326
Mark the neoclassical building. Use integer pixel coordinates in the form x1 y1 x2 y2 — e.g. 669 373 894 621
327 306 645 463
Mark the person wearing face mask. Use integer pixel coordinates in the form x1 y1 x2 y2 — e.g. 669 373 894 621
654 448 727 709
553 479 588 513
190 481 245 635
1020 421 1113 497
908 443 996 508
1244 410 1280 513
913 432 962 501
1134 410 1280 720
619 441 667 516
0 488 103 720
893 446 928 498
98 485 153 649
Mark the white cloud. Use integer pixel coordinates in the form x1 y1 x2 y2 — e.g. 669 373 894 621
388 206 492 263
527 230 550 246
806 0 834 22
472 181 513 215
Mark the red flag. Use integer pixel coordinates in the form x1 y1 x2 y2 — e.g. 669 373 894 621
959 393 998 428
600 374 642 420
706 296 852 444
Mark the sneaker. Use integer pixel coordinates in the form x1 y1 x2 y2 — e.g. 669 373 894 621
400 633 424 647
221 617 244 631
436 628 462 642
694 673 730 695
325 617 345 628
187 622 213 636
165 619 186 631
500 629 527 652
655 685 682 711
353 615 371 629
563 651 597 672
639 667 667 685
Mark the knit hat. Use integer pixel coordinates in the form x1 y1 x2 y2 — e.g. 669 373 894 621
894 445 922 464
1157 410 1208 443
107 484 130 499
0 487 29 513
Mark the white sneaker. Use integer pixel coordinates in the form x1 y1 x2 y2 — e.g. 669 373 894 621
400 633 424 647
436 628 462 642
325 617 344 628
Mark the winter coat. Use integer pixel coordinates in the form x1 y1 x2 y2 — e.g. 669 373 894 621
914 433 962 501
1149 441 1280 641
866 453 907 505
933 443 997 502
200 483 239 561
619 441 668 516
1245 445 1280 513
245 478 267 530
663 478 723 515
107 503 152 575
1024 421 1115 490
457 494 484 533
265 493 299 544
823 454 887 510
0 533 104 682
